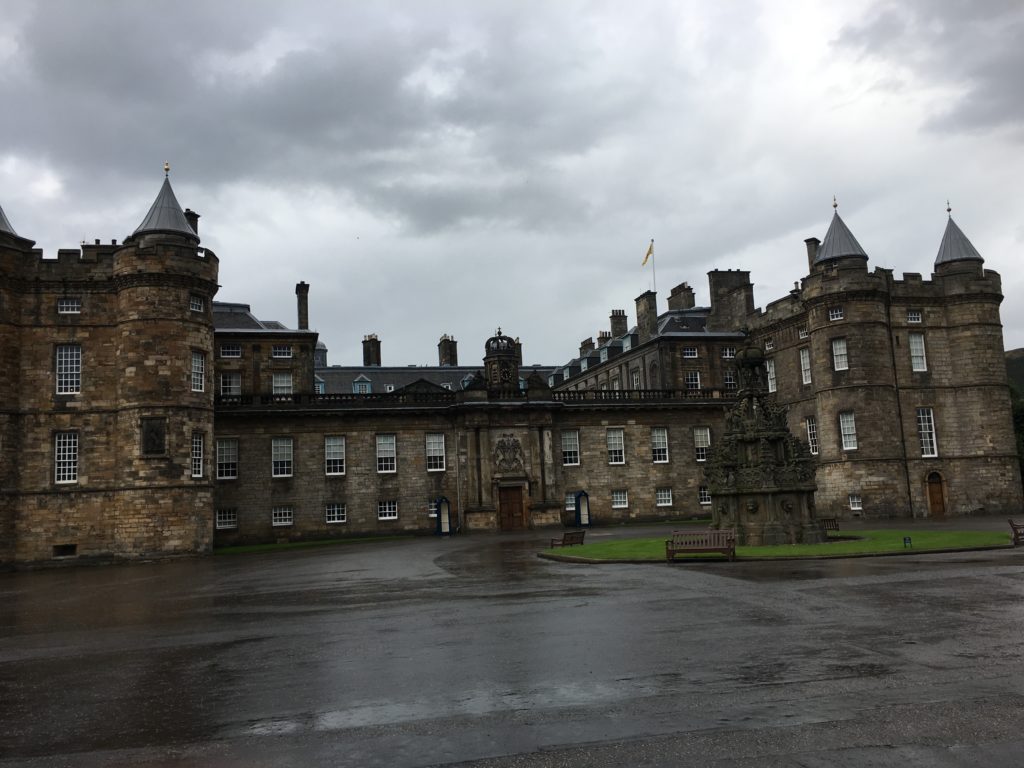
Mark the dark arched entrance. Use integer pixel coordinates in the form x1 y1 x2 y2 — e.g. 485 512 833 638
926 472 945 519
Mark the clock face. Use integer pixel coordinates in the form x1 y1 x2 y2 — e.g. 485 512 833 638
500 365 513 382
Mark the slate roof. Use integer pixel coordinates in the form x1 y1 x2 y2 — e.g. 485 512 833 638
935 216 983 265
133 176 198 241
316 364 555 394
213 302 310 334
0 203 16 236
815 211 868 263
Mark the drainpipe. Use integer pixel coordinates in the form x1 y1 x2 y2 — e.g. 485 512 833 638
885 292 916 518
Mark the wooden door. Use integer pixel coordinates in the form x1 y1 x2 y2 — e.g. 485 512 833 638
927 472 945 519
498 486 524 531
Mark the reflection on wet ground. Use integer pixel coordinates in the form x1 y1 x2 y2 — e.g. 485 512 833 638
1 520 1024 767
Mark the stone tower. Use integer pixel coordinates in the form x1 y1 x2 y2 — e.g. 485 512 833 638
483 329 520 393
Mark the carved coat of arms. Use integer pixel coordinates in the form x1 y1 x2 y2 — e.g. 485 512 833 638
493 433 524 472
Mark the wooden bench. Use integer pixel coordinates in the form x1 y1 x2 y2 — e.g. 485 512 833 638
551 530 586 548
665 529 736 562
1009 519 1024 547
821 517 840 532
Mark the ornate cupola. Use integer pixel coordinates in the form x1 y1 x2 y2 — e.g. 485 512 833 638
130 163 199 244
813 198 868 266
483 328 520 393
934 203 984 275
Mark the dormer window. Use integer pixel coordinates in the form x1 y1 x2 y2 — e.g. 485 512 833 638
622 337 632 352
580 359 588 371
600 348 608 362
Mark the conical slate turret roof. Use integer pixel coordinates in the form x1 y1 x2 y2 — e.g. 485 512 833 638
0 202 16 236
133 175 198 241
814 211 868 264
935 215 982 265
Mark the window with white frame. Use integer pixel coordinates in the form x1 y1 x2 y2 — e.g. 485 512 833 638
272 372 292 395
764 338 774 351
56 344 81 394
798 328 808 339
909 332 927 372
606 428 625 464
561 430 580 466
611 489 628 508
656 488 673 507
799 347 812 385
839 412 858 450
215 508 237 529
271 437 293 477
565 492 576 511
683 347 698 359
917 407 938 457
698 486 712 505
724 369 737 390
325 435 345 475
580 359 588 372
685 371 701 391
765 359 777 393
721 347 736 359
271 506 293 526
377 433 397 473
631 370 641 389
216 438 238 479
315 382 325 394
191 350 205 392
427 499 439 517
189 294 204 312
220 343 241 358
220 372 241 396
426 433 445 471
805 416 819 455
354 381 370 394
55 431 78 483
848 494 863 511
57 297 81 314
907 309 922 323
272 344 292 359
326 503 347 524
651 427 669 463
694 427 711 462
378 500 398 520
829 307 844 321
599 348 609 362
622 337 632 351
831 338 849 371
191 432 204 478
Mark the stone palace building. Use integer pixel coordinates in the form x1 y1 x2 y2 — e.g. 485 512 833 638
1 176 1020 565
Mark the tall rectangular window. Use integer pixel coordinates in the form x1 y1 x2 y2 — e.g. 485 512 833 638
831 338 849 371
631 370 641 389
694 427 711 462
606 428 625 464
377 434 397 473
765 359 777 393
272 437 293 477
55 431 78 483
216 438 238 479
799 347 812 385
426 433 445 471
191 350 205 392
326 503 347 524
272 506 293 526
189 294 204 312
56 344 81 394
909 332 927 372
611 490 628 508
325 436 346 475
685 371 701 391
272 373 293 395
805 416 819 456
191 432 204 478
272 345 293 358
561 430 580 466
565 492 576 512
839 412 858 451
917 407 938 457
378 500 398 520
220 372 241 396
724 369 737 390
651 427 669 463
656 488 673 507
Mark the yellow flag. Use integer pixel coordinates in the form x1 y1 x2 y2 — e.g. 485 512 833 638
642 239 653 266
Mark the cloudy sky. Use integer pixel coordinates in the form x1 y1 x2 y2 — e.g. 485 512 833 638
2 0 1022 367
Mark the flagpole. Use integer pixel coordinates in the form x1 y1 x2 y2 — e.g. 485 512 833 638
651 239 657 296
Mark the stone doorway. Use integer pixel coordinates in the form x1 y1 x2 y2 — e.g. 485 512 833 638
926 472 946 519
498 486 525 531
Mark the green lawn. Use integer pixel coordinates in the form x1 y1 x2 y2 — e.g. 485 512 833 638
551 530 1012 561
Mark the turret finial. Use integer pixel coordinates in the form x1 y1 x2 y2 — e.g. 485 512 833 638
832 195 838 210
946 199 952 216
164 161 170 177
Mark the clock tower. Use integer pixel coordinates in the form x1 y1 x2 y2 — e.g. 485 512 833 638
483 328 520 394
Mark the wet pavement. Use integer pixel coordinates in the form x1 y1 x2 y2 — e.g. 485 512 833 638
2 518 1023 767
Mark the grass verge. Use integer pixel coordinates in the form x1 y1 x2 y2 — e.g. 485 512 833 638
551 530 1011 561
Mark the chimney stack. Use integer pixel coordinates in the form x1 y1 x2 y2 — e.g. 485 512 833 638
805 237 820 272
184 208 200 236
362 334 381 366
579 337 595 357
635 291 658 344
438 334 458 366
295 281 309 330
597 330 611 345
610 309 628 338
667 282 695 310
